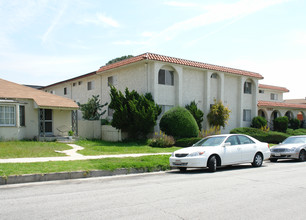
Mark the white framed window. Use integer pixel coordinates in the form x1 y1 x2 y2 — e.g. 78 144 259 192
259 90 264 94
73 83 76 87
78 81 82 85
243 109 252 122
158 69 174 86
271 93 278 100
244 82 252 94
87 81 94 90
0 105 16 126
64 87 67 95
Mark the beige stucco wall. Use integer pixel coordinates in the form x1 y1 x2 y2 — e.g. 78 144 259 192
0 99 38 140
42 60 262 136
258 89 284 102
0 98 74 140
78 120 101 139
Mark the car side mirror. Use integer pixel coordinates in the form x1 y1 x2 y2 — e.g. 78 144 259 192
224 142 231 147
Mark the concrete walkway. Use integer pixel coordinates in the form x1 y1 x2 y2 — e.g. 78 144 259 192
0 144 171 164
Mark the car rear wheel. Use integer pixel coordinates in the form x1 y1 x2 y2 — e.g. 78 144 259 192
179 167 187 172
252 153 263 167
269 158 278 162
208 156 217 172
298 150 306 162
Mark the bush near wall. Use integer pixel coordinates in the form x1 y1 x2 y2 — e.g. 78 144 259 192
286 128 306 136
273 116 289 133
230 127 289 144
251 116 267 129
175 137 203 147
160 106 199 139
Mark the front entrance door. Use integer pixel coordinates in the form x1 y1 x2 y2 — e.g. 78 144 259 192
39 109 53 136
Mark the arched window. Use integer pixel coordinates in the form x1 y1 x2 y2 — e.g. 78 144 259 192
244 81 252 94
211 73 218 79
158 69 174 86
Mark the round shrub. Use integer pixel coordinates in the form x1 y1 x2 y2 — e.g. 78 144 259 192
251 116 267 129
160 106 199 138
288 118 301 130
273 116 289 133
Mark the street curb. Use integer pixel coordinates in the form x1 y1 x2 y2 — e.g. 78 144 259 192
0 168 166 185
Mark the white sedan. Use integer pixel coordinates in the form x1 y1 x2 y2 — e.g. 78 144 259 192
170 134 271 172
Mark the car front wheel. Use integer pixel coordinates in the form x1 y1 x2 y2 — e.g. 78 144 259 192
269 158 278 162
208 156 217 172
298 150 306 162
252 153 263 167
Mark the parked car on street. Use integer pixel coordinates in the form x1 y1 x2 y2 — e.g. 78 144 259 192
270 135 306 162
170 134 270 172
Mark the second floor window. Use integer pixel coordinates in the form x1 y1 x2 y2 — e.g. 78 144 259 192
244 82 252 94
271 93 278 100
64 87 67 95
87 81 94 90
158 69 174 86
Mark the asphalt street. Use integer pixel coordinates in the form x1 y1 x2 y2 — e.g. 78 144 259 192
1 160 306 220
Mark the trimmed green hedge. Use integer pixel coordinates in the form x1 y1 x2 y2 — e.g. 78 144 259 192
230 127 289 144
175 137 202 147
286 128 306 136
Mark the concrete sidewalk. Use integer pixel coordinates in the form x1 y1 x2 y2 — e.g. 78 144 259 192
0 144 172 164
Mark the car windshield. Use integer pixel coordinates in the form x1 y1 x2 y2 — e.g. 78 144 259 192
193 136 226 147
283 137 306 144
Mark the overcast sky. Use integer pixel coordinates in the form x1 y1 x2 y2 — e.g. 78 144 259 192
0 0 305 99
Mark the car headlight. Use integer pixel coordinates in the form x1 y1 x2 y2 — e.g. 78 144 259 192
171 152 175 157
187 152 204 157
288 147 296 152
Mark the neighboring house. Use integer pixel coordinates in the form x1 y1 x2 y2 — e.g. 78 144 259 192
258 84 306 127
43 52 264 133
0 78 79 141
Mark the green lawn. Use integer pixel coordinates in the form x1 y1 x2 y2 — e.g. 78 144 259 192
76 139 181 155
0 141 72 159
0 155 170 176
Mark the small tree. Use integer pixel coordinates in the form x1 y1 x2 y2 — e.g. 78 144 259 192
78 95 108 120
207 100 231 129
273 116 289 132
185 101 204 130
105 55 134 66
109 86 161 139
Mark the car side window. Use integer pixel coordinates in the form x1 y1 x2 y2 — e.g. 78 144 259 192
225 136 239 145
237 135 255 145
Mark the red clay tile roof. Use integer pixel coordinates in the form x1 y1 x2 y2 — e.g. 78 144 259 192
0 78 78 109
97 52 264 79
258 100 306 109
259 84 289 93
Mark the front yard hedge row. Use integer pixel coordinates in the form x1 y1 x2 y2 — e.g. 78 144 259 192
175 137 202 147
230 127 290 144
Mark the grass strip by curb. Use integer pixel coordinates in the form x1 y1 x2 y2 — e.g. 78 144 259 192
0 155 170 177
